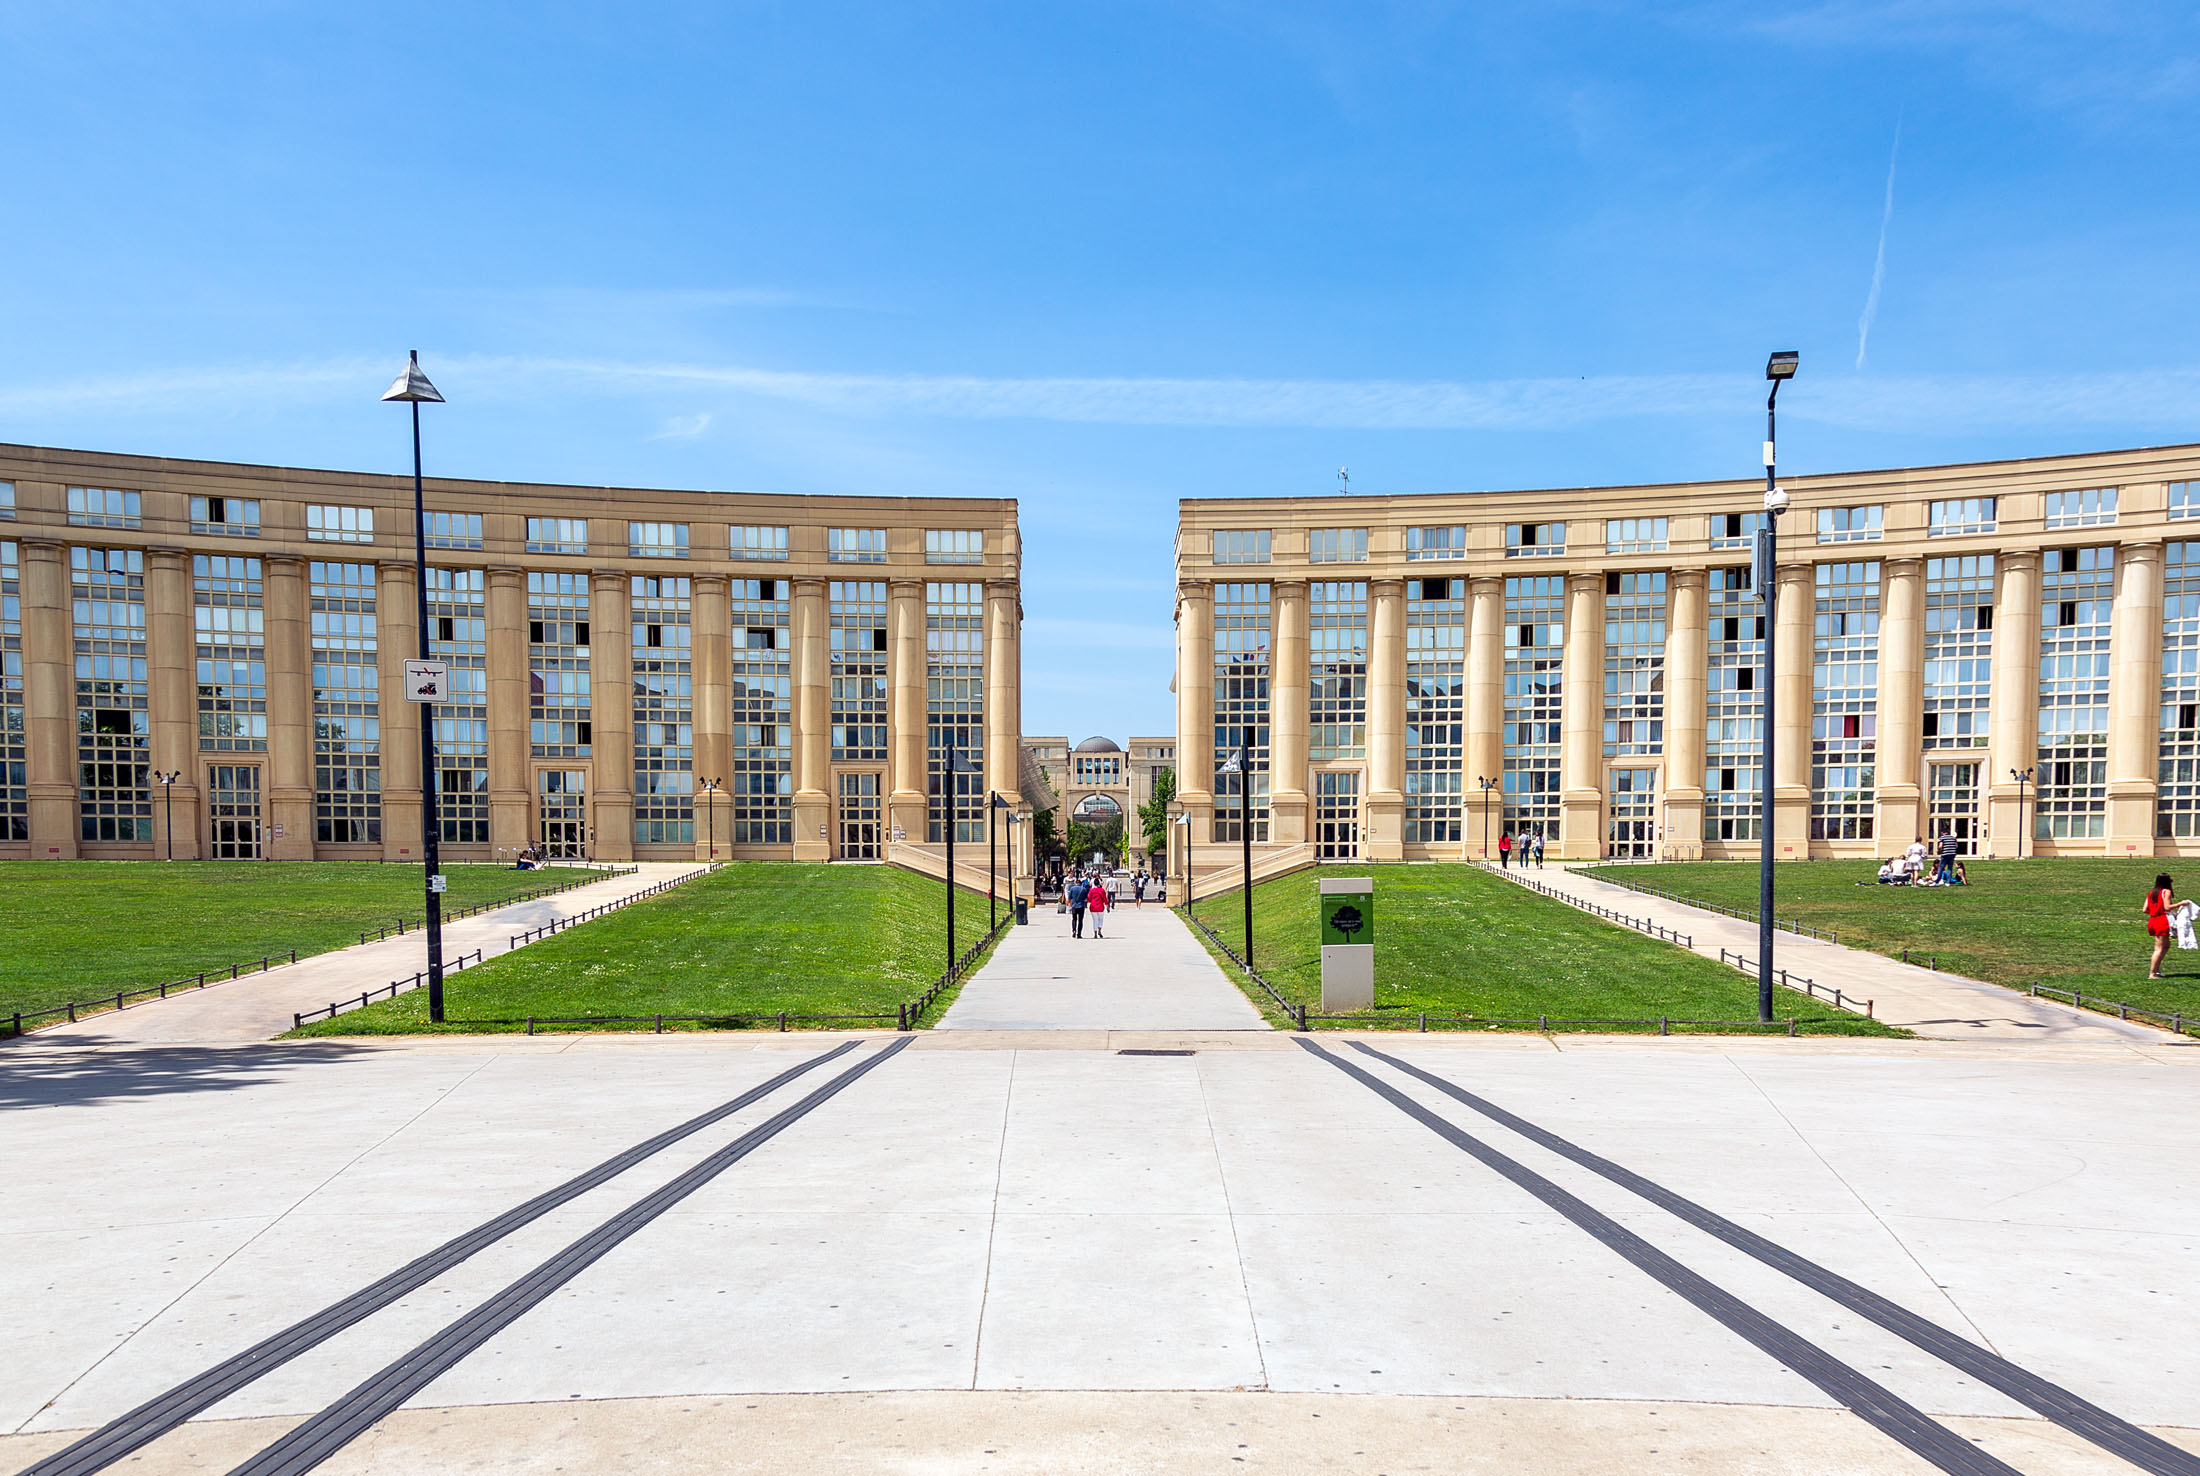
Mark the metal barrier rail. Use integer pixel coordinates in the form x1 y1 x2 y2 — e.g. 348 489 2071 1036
6 949 303 1039
291 951 487 1026
2019 981 2197 1038
1485 866 1693 947
1716 948 1873 1017
358 865 638 943
506 866 718 947
896 916 1010 1029
1577 867 1840 945
1179 906 1310 1029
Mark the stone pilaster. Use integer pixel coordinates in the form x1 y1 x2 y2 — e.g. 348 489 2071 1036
1877 558 1925 855
1366 578 1405 859
377 561 424 861
790 576 830 860
1558 573 1605 858
1175 581 1214 845
1986 552 2041 857
887 578 928 843
21 540 78 858
1464 576 1504 859
693 573 736 859
1773 562 1814 859
2107 541 2165 857
144 548 203 858
1268 579 1309 846
485 566 531 857
1663 569 1708 857
263 554 317 859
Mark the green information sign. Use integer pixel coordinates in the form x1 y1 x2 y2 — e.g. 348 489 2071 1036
1319 887 1374 946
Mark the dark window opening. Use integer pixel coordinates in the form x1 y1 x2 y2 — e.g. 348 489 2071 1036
577 720 593 744
1975 606 1992 631
529 620 546 644
1923 713 1940 737
437 617 455 642
1605 572 1621 594
872 628 888 652
1737 667 1754 691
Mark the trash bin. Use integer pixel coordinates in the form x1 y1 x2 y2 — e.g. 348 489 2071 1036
1015 896 1030 926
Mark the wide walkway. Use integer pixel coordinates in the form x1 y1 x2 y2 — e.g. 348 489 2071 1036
16 862 709 1047
938 895 1266 1030
1492 863 2171 1045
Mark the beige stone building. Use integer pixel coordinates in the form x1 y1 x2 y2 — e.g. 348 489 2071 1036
1172 443 2200 872
0 442 1022 867
1021 733 1179 869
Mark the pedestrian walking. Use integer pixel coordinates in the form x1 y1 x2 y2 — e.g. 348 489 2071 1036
1133 872 1147 906
1498 831 1513 869
2147 872 2176 979
1532 832 1545 868
1089 875 1109 937
1067 874 1090 939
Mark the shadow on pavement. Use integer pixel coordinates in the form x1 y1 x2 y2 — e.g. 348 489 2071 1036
0 1039 370 1110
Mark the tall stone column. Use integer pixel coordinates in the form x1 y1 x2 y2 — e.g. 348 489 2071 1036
1773 562 1815 858
145 548 204 859
1175 581 1214 850
1663 569 1708 858
1366 578 1405 859
692 573 736 860
377 562 424 862
587 570 635 861
789 576 830 860
1269 579 1309 846
263 555 317 859
1876 558 1926 855
1986 552 2041 857
1559 572 1606 858
984 579 1020 811
887 578 928 844
21 540 78 858
1464 576 1504 859
2107 541 2165 856
485 566 531 857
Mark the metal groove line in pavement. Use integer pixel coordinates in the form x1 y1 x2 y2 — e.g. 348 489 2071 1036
1345 1040 2200 1476
22 1041 861 1476
1293 1039 2020 1476
226 1037 914 1476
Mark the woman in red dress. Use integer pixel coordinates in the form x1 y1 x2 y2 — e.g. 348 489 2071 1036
2146 873 2176 980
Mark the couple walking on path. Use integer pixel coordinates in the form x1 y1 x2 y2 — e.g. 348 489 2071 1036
1066 874 1110 939
1497 830 1545 869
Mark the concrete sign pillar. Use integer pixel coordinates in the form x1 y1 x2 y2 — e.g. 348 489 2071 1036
1319 875 1374 1011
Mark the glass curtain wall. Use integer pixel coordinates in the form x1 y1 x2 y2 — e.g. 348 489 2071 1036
1810 561 1880 841
732 578 792 843
309 561 380 843
0 541 24 840
528 573 591 758
2035 547 2112 841
829 581 888 762
926 582 984 843
426 567 489 843
2159 543 2200 837
1502 575 1562 841
632 576 694 845
73 547 150 841
1404 576 1464 843
1308 581 1367 761
1212 582 1270 843
194 556 266 753
1704 567 1764 841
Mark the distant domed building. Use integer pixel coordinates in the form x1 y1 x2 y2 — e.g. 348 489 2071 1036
1020 732 1177 869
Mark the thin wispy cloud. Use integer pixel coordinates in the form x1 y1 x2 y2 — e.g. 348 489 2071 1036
1857 119 1902 370
650 412 713 440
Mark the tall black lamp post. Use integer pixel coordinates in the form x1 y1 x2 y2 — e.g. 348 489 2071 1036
2009 766 2034 858
989 790 1011 929
1475 774 1498 861
1755 350 1799 1023
943 731 977 972
153 770 181 861
382 351 449 1023
699 777 722 861
1219 727 1255 968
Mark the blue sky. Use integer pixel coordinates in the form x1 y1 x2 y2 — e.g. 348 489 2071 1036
7 2 2200 741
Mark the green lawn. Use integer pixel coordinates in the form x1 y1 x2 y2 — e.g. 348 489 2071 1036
1581 858 2196 1021
292 862 1005 1035
1185 863 1899 1035
0 861 615 1023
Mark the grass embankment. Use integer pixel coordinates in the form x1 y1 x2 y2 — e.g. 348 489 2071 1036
0 861 612 1023
1581 858 2196 1021
1186 863 1899 1035
291 862 1004 1035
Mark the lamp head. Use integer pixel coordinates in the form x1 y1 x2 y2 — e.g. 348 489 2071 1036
381 350 445 404
1763 485 1790 516
1765 350 1799 381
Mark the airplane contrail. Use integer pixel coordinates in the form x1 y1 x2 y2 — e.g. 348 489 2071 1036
1857 120 1902 370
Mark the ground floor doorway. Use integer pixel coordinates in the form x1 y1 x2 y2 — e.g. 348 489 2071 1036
1315 771 1361 860
1928 761 1982 853
538 769 587 857
207 763 262 859
1606 767 1656 858
838 771 884 859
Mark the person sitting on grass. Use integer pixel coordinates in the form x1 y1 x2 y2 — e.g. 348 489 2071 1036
1951 859 1968 885
1876 858 1901 885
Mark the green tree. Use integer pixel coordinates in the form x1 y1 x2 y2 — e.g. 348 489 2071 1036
1137 766 1176 865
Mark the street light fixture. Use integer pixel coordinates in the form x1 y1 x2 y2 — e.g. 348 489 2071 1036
1476 774 1498 861
943 731 977 974
1754 349 1799 1024
153 770 181 861
989 790 1013 930
1219 726 1255 969
698 777 723 861
2009 767 2035 859
381 351 449 1023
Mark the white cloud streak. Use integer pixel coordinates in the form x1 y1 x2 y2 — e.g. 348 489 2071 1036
1857 120 1902 370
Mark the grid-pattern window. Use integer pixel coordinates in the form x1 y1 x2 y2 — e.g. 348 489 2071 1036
1404 577 1464 844
829 528 888 564
1075 754 1121 784
72 547 149 840
68 488 140 529
2037 546 2112 840
1705 567 1764 841
310 562 379 843
2159 543 2200 836
190 497 260 537
1309 582 1367 761
925 529 984 564
0 483 14 520
925 583 985 843
1810 562 1879 841
2173 484 2200 521
1309 528 1368 563
1604 572 1665 758
424 512 483 550
525 518 587 554
629 522 689 558
307 505 374 543
2045 488 2117 529
731 525 789 561
1605 519 1669 555
1506 523 1565 558
732 579 792 844
427 568 489 843
529 573 591 758
0 542 24 839
1406 526 1466 560
1503 576 1563 841
1924 556 1993 751
1928 498 1996 537
1212 583 1270 843
632 576 694 845
1212 530 1272 565
1816 506 1882 543
194 556 266 752
1710 512 1762 550
830 581 888 761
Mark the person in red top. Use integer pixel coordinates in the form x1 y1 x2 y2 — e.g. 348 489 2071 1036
1498 831 1513 869
2147 872 2177 979
1087 874 1110 938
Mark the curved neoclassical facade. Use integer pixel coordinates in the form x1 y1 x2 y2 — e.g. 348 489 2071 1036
1172 442 2200 870
0 442 1021 864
